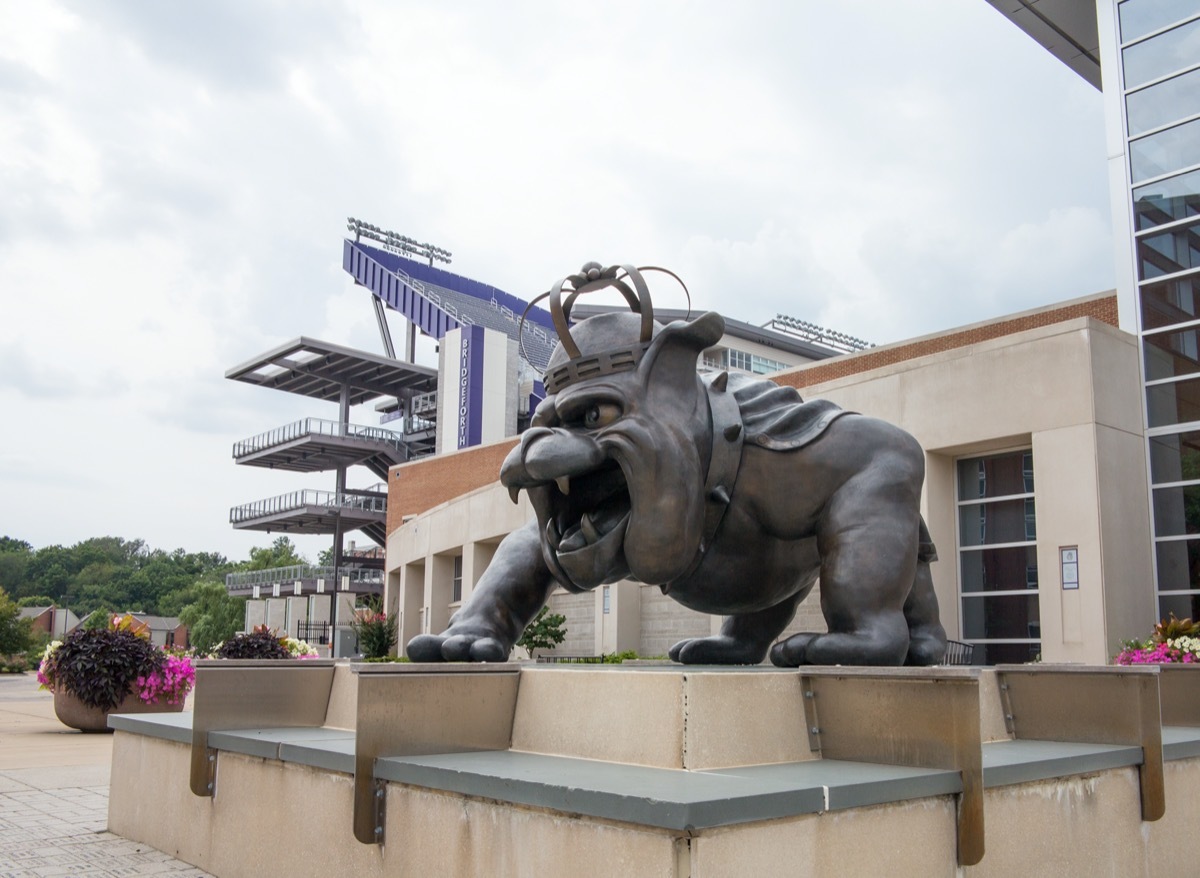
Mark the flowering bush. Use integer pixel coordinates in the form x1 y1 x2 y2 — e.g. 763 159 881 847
134 654 196 705
38 614 196 711
281 636 320 659
351 608 397 659
1114 638 1199 664
1114 613 1200 665
36 640 63 689
210 625 317 660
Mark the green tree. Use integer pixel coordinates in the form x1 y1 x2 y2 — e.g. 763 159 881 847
0 587 34 656
0 538 32 599
81 609 111 631
244 537 307 571
178 582 245 655
516 606 567 659
0 537 32 554
16 595 56 608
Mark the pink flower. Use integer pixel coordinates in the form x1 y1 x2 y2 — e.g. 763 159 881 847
134 652 196 704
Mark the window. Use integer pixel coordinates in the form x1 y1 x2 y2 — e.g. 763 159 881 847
1126 66 1200 136
727 349 752 372
1129 117 1200 183
1148 423 1200 610
1120 0 1200 42
1122 15 1200 88
725 347 787 375
1147 374 1200 426
1144 325 1200 381
1133 166 1200 230
452 555 463 603
957 450 1040 665
750 354 787 374
1137 219 1200 281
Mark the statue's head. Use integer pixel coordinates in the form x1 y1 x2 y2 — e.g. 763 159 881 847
503 263 725 591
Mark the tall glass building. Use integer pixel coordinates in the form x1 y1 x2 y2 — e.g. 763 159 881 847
988 0 1200 621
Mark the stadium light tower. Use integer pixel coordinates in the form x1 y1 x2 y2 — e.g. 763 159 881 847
346 217 452 267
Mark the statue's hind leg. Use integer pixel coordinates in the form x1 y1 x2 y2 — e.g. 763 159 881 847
903 562 948 665
771 467 918 667
903 516 948 664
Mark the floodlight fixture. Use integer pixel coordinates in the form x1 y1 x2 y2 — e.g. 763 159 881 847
347 217 452 266
764 313 872 354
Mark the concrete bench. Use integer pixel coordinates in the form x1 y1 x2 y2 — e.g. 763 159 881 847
107 662 1200 873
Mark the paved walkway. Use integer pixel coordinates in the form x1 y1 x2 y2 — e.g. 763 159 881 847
0 672 212 877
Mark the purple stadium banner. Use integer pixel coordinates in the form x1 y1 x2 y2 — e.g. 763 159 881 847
457 325 486 449
529 380 545 420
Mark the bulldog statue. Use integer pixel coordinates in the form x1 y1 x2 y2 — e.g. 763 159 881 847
407 262 947 666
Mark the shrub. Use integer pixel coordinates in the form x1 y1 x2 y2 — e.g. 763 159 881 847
352 608 397 659
602 650 641 663
517 606 567 658
210 625 291 660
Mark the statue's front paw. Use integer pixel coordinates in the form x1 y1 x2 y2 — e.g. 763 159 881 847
406 632 509 662
668 635 766 665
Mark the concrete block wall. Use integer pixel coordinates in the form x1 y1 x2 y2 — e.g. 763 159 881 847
545 590 595 656
637 587 711 658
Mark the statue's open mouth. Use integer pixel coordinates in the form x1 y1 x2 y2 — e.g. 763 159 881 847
543 460 631 588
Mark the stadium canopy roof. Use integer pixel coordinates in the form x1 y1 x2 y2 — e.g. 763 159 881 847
983 0 1101 88
225 337 437 405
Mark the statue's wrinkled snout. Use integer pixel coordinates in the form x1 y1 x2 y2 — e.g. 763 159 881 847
500 427 606 499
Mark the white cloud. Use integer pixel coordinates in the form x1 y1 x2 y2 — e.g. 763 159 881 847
0 0 1115 557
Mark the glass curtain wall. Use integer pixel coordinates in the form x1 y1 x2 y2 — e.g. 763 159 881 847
1122 0 1200 619
957 450 1040 664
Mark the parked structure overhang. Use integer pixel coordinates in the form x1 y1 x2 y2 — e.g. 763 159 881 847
225 337 437 405
982 0 1101 88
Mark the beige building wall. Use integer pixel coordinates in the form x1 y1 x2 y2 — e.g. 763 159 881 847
387 480 534 648
386 314 1153 664
779 316 1153 663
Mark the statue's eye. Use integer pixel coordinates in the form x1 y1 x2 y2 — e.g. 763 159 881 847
583 403 620 429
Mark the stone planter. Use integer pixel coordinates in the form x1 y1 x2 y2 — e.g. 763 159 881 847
53 687 185 733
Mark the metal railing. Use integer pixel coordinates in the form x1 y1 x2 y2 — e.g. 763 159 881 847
411 391 437 416
297 621 331 645
232 418 408 458
229 489 387 524
225 564 385 589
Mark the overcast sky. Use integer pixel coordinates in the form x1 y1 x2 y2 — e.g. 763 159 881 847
0 1 1114 562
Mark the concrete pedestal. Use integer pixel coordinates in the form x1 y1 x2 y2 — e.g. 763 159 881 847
107 663 1200 878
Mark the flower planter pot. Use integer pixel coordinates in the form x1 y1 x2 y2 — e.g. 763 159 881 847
53 687 185 733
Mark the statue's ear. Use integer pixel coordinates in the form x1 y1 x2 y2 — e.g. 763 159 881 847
638 312 725 391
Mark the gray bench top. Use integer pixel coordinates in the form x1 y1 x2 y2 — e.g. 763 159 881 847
1163 725 1200 760
981 739 1142 787
108 711 193 743
208 727 357 774
108 712 1200 830
375 749 959 830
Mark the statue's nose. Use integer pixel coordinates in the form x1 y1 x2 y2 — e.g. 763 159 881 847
524 430 605 483
500 428 605 490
